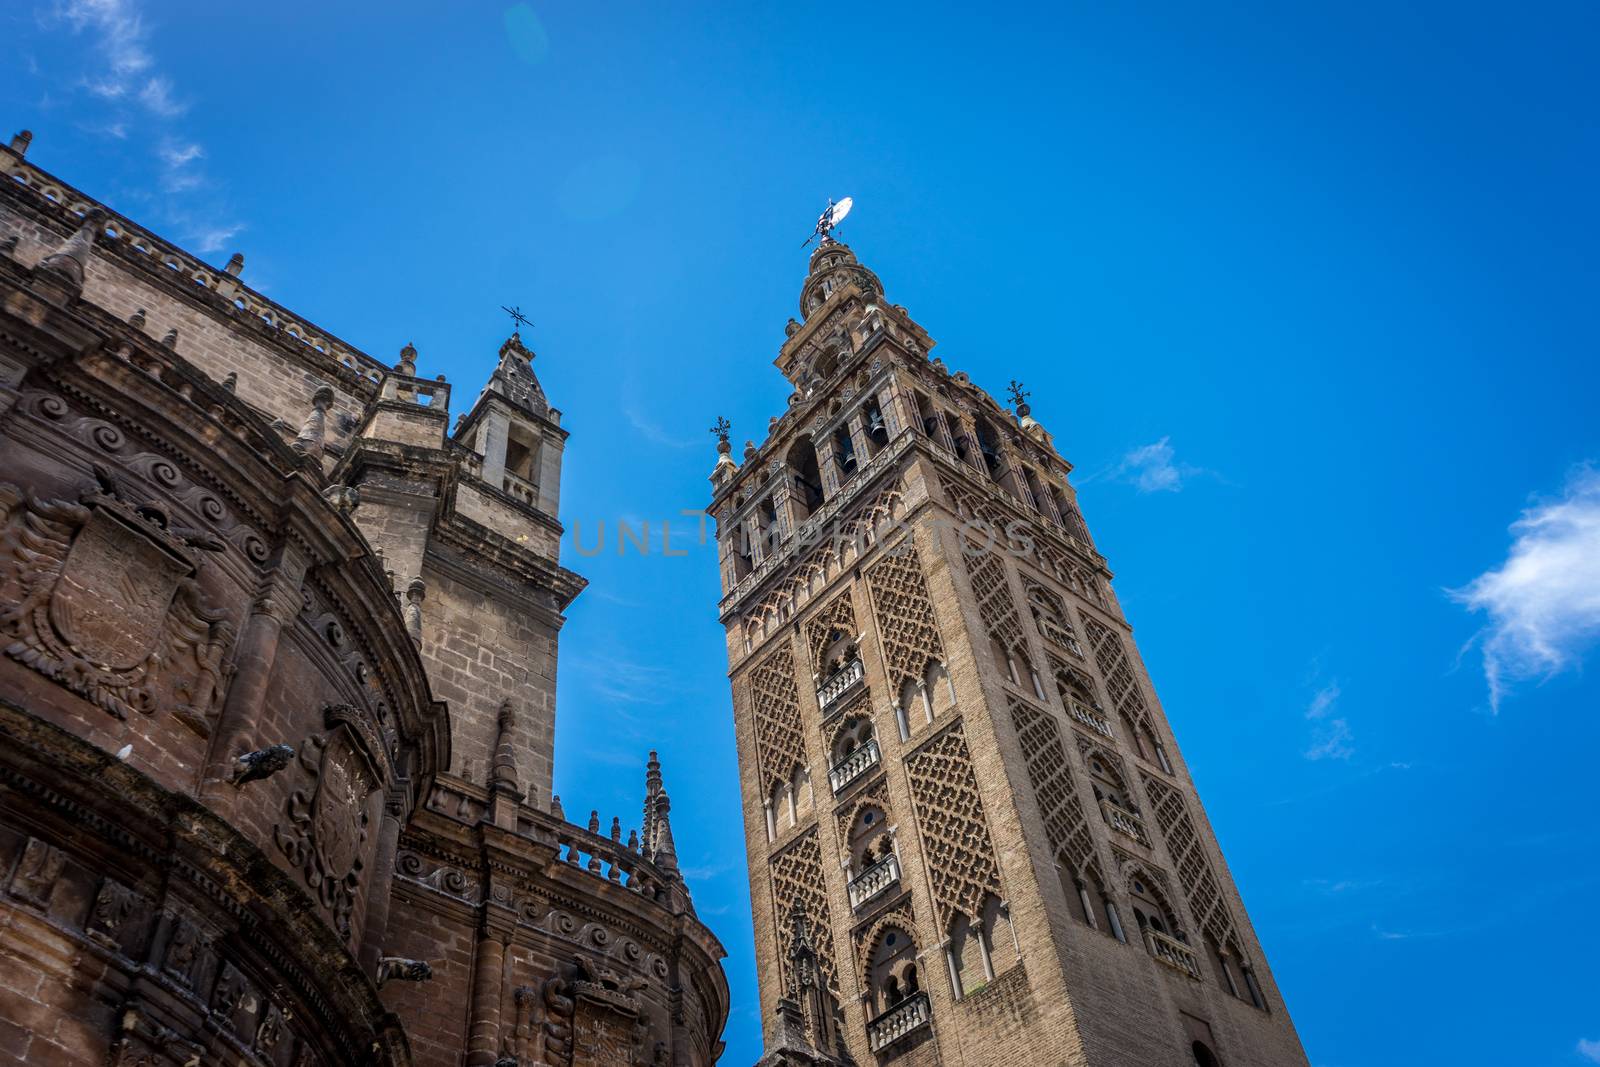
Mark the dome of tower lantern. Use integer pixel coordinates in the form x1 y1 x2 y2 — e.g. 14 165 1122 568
799 240 884 321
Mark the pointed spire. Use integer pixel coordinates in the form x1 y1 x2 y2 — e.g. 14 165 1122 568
642 749 663 854
489 700 521 795
37 209 106 293
292 384 335 462
652 788 679 876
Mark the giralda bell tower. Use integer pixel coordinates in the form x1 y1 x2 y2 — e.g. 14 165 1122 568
707 218 1310 1067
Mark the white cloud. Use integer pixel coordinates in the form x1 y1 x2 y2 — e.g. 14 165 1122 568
1450 465 1600 712
137 75 184 117
189 224 242 255
1576 1037 1600 1063
157 140 202 168
53 0 160 108
1103 436 1213 493
1303 680 1353 760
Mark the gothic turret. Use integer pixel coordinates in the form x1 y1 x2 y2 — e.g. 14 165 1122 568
454 331 566 517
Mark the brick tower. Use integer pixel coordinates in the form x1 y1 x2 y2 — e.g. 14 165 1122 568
708 232 1309 1066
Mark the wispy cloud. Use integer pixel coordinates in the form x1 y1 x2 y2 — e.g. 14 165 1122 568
1578 1038 1600 1063
1095 436 1214 493
51 0 177 115
622 403 702 450
189 224 242 255
136 73 183 117
1303 680 1353 761
1449 464 1600 712
1303 877 1384 894
41 0 242 256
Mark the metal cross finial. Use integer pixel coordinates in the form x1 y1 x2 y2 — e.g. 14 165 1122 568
501 305 533 332
1007 379 1031 408
709 416 731 445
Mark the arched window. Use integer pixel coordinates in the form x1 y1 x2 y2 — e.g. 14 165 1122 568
989 637 1018 686
1087 754 1136 814
863 396 889 453
832 423 857 480
868 926 919 1015
973 416 1003 480
1128 875 1183 941
793 766 814 819
787 437 824 515
1208 936 1244 999
946 912 984 996
897 676 925 735
831 714 874 765
923 659 954 715
1192 1040 1223 1067
846 804 892 874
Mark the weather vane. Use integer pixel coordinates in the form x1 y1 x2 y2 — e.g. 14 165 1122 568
1007 379 1031 409
710 416 732 448
801 197 854 249
501 305 533 332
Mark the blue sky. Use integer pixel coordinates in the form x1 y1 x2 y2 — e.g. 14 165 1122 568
6 3 1599 1064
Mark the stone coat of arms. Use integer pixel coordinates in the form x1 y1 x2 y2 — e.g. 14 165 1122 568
0 466 231 723
275 705 383 941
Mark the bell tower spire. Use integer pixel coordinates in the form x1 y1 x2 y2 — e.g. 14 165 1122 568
709 221 1309 1065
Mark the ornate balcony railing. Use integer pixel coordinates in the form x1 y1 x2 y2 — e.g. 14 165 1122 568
847 852 900 910
1069 702 1114 739
501 470 538 507
816 658 865 716
1100 799 1147 845
866 991 931 1051
829 738 880 795
1145 928 1201 979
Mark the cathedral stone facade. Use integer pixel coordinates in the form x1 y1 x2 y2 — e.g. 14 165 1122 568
0 132 728 1067
709 239 1309 1066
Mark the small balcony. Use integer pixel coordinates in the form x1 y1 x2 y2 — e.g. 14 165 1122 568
816 658 865 717
867 990 931 1052
829 738 881 795
501 470 538 507
1145 928 1201 979
847 852 901 911
1100 799 1148 846
1069 701 1114 739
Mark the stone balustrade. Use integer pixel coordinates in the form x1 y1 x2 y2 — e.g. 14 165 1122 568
817 658 865 716
502 469 539 507
867 991 931 1051
847 852 900 910
829 738 881 794
1069 701 1114 738
1145 927 1201 979
1100 799 1148 845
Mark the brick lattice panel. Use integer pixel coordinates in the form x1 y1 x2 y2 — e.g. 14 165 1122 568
749 642 809 790
864 538 945 688
770 828 841 997
904 726 1004 927
1006 695 1097 877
